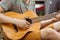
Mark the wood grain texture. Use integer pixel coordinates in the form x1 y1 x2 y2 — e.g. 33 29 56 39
2 10 41 40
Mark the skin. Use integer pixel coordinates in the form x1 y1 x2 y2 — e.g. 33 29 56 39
0 0 60 40
41 28 60 40
0 6 30 29
0 6 60 40
0 6 58 29
41 11 60 40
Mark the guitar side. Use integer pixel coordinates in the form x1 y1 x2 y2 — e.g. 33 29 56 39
2 10 41 39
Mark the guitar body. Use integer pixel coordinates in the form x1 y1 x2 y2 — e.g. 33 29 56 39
2 10 40 39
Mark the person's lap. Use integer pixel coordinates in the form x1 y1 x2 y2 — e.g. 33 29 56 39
21 21 60 40
2 21 60 40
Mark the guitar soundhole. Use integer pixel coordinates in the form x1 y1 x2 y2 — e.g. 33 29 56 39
13 24 18 32
25 18 32 24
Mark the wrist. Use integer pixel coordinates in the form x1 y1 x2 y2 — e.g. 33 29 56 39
52 18 58 22
9 18 17 24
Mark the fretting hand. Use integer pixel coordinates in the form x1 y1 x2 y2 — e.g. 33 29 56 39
55 13 60 21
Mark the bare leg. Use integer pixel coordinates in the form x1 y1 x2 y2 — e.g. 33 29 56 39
41 28 60 40
53 21 60 31
46 21 60 32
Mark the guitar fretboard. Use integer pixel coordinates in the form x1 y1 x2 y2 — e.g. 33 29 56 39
31 12 59 23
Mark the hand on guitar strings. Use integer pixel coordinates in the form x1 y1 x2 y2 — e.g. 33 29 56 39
13 19 30 29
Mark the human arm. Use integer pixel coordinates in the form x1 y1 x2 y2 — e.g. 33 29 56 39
0 0 30 29
40 18 58 29
0 13 30 29
40 11 60 28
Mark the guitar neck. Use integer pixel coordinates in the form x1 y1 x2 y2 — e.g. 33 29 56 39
31 13 58 23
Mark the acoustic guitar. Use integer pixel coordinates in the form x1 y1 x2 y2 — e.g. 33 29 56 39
1 10 58 39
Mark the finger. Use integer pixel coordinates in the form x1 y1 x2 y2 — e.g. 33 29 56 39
20 26 27 29
22 24 30 29
24 27 29 29
22 28 26 29
24 22 30 27
24 24 30 29
22 23 30 28
23 26 29 29
23 23 30 27
22 27 27 29
25 25 30 28
26 22 30 25
22 22 30 28
19 26 25 29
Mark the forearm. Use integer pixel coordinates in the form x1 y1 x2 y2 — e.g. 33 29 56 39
0 13 16 24
40 18 57 28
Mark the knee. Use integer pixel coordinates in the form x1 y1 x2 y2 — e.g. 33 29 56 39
41 28 55 34
41 28 57 39
54 21 60 31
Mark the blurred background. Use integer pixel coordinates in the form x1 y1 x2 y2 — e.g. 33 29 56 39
35 0 60 16
0 0 60 16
